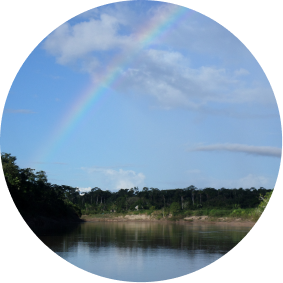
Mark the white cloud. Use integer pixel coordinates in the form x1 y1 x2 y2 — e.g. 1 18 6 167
146 49 185 66
79 187 92 193
116 49 273 109
191 143 281 158
152 7 254 65
236 174 269 188
209 174 270 189
42 3 275 110
234 68 250 77
81 167 145 191
184 171 271 189
43 14 131 66
80 57 100 73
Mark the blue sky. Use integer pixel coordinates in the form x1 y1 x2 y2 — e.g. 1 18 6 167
1 1 281 192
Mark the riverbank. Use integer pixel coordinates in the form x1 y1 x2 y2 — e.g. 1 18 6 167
81 213 256 227
21 210 84 234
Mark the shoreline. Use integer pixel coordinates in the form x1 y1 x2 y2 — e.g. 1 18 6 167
20 213 256 234
21 212 83 234
81 214 256 227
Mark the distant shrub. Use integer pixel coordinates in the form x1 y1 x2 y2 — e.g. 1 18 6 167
193 210 208 216
170 202 181 216
184 210 193 217
208 209 230 217
145 206 156 215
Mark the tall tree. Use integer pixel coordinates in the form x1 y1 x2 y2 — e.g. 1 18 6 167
1 153 21 189
134 187 139 195
35 170 48 184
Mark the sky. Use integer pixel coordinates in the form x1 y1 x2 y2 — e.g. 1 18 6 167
1 0 281 192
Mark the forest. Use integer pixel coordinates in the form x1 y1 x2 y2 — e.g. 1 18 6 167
2 152 273 221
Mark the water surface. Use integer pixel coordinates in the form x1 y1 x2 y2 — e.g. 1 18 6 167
39 221 252 281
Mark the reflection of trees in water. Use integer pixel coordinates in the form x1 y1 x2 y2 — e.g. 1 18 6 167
78 222 251 252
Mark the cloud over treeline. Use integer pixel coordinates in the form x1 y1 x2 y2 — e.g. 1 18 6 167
81 167 145 191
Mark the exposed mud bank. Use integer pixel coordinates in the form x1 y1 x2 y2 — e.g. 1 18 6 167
81 214 256 227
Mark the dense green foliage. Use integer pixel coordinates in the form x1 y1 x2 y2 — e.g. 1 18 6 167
2 152 273 221
78 184 272 216
1 153 82 220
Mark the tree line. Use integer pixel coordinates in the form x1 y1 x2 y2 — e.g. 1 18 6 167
77 185 272 214
2 152 272 217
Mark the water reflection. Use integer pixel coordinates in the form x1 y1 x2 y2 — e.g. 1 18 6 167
39 222 251 281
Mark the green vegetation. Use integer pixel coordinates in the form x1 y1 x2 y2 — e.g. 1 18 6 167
170 202 181 216
2 152 273 224
1 153 82 223
78 184 272 221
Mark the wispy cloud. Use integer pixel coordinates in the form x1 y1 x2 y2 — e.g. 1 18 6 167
236 174 270 188
234 68 250 77
186 173 270 189
187 169 201 174
51 75 62 80
32 161 67 165
190 143 281 158
5 109 36 114
82 164 137 169
116 49 274 109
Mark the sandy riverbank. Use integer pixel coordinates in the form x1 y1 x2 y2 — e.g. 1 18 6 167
81 214 256 227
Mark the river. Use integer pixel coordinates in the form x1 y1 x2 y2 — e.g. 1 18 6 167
38 221 252 281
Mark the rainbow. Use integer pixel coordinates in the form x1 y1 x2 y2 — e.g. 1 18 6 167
36 4 191 162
